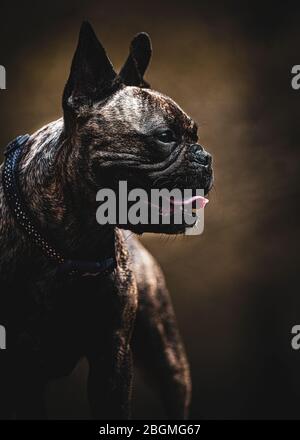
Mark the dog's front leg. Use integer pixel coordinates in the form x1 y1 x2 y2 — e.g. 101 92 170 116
14 379 46 420
87 333 133 420
9 348 47 419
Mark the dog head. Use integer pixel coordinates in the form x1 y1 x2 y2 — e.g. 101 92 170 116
62 22 213 234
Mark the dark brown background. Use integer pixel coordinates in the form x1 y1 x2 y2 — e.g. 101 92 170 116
1 0 300 419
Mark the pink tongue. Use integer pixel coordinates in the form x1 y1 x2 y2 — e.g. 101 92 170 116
170 195 209 209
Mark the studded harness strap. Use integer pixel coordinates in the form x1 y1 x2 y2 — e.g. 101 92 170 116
2 135 116 277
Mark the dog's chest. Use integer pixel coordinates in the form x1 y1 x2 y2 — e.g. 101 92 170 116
13 259 137 379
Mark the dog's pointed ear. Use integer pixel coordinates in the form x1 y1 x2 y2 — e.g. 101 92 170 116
119 32 152 88
63 21 120 130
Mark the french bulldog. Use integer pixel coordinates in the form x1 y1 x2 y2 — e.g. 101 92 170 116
0 21 213 419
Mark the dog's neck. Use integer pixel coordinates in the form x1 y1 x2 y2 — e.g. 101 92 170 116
18 118 115 260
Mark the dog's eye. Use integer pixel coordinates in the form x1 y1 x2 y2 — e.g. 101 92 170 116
156 129 176 143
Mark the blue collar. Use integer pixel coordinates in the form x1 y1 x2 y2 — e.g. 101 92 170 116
2 135 116 277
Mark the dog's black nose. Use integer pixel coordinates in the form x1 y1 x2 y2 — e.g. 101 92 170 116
190 144 212 167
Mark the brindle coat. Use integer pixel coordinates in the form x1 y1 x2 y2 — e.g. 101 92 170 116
0 22 213 419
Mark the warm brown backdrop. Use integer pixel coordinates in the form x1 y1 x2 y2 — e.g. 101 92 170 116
1 0 300 419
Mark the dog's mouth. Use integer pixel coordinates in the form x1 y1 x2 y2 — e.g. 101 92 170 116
148 194 209 216
95 165 213 234
119 192 208 234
